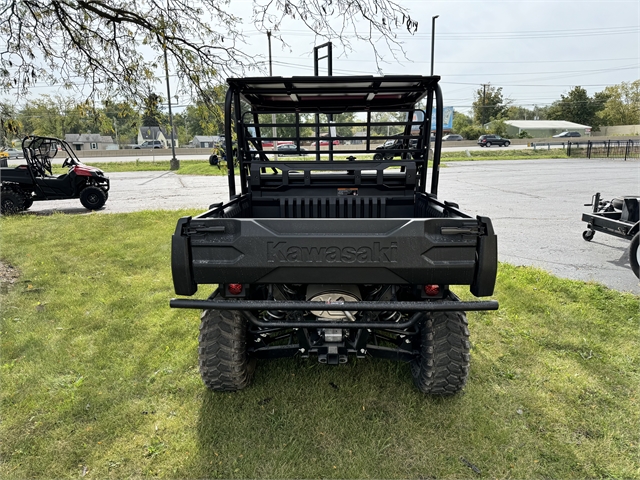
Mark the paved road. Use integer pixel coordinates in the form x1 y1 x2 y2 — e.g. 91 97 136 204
437 158 639 294
24 158 640 294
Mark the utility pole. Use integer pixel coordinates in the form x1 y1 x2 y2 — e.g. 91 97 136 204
430 15 439 76
164 45 179 170
481 83 489 127
267 31 277 159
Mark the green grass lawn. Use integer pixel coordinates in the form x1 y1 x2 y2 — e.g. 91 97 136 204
53 160 232 176
1 211 638 478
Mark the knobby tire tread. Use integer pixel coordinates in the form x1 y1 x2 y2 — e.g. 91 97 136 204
1 186 26 215
411 311 470 395
80 186 107 210
198 309 255 392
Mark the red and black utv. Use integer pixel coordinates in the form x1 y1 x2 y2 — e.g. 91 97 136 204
0 136 110 214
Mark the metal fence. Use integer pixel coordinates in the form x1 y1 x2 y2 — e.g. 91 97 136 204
567 140 640 160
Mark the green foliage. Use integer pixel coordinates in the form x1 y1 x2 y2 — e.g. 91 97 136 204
17 95 114 138
472 84 509 125
0 214 638 479
518 130 533 139
0 102 21 146
333 112 358 138
458 124 486 140
505 105 535 121
369 111 405 137
182 86 227 138
488 116 510 138
141 93 165 128
546 86 604 130
102 100 142 146
597 79 640 126
451 110 472 134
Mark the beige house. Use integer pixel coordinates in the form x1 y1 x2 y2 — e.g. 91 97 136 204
65 134 118 151
138 126 179 148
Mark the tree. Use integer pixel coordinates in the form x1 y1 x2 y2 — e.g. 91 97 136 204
505 105 535 121
141 93 165 127
370 111 405 136
451 111 472 134
102 100 142 145
597 80 640 126
488 116 509 138
472 84 509 126
0 101 21 146
182 86 227 137
171 112 191 146
1 1 419 106
17 95 91 137
546 86 604 129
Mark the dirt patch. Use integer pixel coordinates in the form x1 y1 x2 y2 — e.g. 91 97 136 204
0 260 20 287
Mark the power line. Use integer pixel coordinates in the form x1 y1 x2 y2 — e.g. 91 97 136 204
248 25 640 40
273 56 638 65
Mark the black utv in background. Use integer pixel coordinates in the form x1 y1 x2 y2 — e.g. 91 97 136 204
0 136 110 214
170 75 498 395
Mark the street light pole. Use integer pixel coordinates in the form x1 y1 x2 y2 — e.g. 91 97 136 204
430 15 439 76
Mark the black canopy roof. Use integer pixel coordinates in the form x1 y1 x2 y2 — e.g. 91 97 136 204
226 75 439 112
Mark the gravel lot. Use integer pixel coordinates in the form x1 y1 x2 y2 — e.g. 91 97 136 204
19 158 640 294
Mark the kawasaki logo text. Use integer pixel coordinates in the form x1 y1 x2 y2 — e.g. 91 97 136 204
267 242 398 263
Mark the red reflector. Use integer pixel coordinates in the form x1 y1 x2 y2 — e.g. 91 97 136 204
228 283 243 295
424 284 440 296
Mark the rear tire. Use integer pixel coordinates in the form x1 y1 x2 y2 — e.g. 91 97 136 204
1 186 26 215
79 186 107 210
373 153 383 161
486 142 492 147
630 232 640 279
411 311 470 395
199 309 256 392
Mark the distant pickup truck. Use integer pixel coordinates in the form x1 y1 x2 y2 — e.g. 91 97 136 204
170 75 498 395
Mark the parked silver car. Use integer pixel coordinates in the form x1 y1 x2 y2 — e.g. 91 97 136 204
3 147 23 159
442 134 463 141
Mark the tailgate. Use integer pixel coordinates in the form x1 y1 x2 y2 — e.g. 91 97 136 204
172 216 497 296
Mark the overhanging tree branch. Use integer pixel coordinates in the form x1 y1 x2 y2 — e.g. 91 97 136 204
1 0 418 106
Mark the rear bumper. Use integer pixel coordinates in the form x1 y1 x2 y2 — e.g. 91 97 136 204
169 297 499 329
172 215 498 297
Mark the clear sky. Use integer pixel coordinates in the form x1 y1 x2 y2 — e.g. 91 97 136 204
228 0 640 116
3 0 639 117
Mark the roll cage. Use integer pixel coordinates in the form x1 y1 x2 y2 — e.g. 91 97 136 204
222 75 445 198
21 136 80 178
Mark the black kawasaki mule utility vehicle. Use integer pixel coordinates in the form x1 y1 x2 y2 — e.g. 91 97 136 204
0 136 110 214
170 75 499 395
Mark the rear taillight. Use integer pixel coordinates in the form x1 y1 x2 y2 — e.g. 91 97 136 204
424 284 441 297
227 283 243 295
